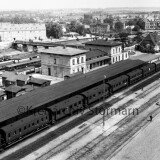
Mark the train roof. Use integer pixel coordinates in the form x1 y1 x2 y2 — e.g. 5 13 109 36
0 59 145 123
5 58 40 68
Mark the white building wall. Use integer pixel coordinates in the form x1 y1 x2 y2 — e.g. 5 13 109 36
41 53 87 78
0 23 46 41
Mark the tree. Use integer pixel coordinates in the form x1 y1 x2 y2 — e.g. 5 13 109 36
68 21 77 32
76 25 85 35
127 20 135 26
46 22 63 39
119 32 129 42
67 21 86 36
103 17 114 29
126 27 132 34
136 18 145 30
133 25 141 32
115 21 124 32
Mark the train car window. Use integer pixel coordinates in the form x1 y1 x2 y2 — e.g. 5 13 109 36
14 131 17 135
37 120 39 124
24 126 26 130
93 94 96 98
46 116 48 120
19 128 21 132
32 123 35 126
79 101 81 104
41 118 44 121
99 91 101 94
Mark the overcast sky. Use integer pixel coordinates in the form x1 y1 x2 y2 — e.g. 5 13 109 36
1 0 160 10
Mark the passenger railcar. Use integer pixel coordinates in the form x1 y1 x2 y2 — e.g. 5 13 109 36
0 111 51 147
107 75 129 93
0 59 159 150
154 61 160 72
5 59 41 71
126 69 143 85
140 63 156 77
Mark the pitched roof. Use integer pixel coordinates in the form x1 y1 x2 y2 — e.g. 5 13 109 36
142 32 160 45
1 71 17 82
5 85 24 93
2 71 29 82
85 40 122 47
28 78 50 85
16 74 29 81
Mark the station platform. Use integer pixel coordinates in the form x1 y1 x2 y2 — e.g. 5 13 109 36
111 112 160 160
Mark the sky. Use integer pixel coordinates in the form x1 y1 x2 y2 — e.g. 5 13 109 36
1 0 160 10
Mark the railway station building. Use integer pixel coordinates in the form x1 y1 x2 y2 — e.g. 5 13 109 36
85 40 129 64
85 49 110 72
39 46 88 78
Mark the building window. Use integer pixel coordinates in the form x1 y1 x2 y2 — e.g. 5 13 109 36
77 58 80 64
72 59 75 65
48 67 51 76
54 58 56 64
81 57 84 63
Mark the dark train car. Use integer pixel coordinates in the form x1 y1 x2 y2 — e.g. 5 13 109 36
154 61 160 72
0 61 14 71
107 75 129 93
5 59 41 71
81 83 110 104
49 94 84 120
0 112 50 145
126 69 143 85
140 63 156 78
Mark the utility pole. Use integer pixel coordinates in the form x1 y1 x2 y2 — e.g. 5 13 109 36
103 75 106 129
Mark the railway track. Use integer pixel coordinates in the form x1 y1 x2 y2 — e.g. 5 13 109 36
2 72 160 160
33 78 160 160
67 92 160 160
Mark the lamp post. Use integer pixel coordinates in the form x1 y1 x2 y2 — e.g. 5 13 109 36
103 75 107 129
